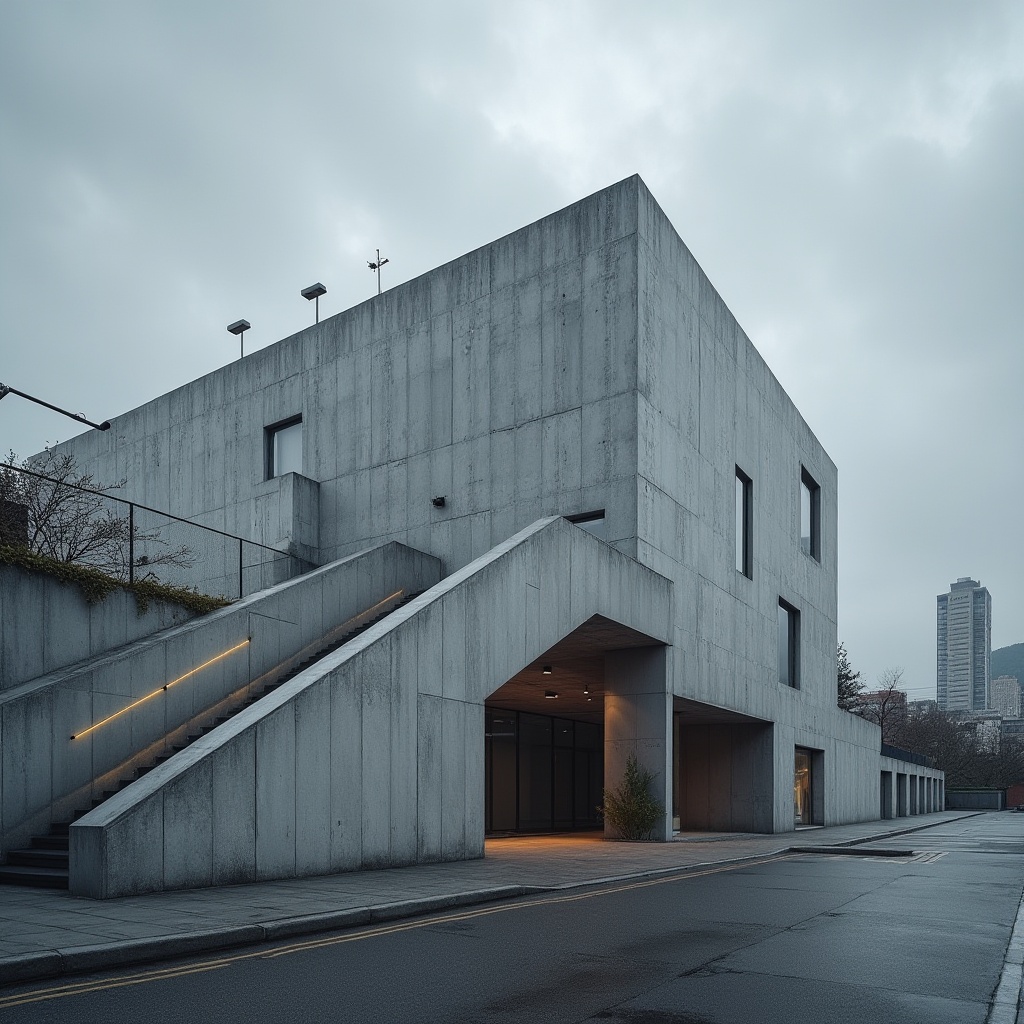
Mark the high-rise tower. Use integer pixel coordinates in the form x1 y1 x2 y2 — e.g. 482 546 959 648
937 577 992 711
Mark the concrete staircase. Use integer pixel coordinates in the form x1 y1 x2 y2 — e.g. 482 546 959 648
0 592 423 890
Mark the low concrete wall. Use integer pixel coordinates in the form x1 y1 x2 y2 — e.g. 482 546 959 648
0 542 442 857
0 564 196 692
879 753 945 816
70 517 674 898
946 789 1003 810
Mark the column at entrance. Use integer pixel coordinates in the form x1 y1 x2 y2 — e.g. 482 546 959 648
604 647 672 841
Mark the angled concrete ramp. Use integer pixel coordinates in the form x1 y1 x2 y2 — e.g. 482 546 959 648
1 542 441 861
70 517 673 897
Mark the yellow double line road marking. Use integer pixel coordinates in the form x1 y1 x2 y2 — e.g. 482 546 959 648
0 855 783 1010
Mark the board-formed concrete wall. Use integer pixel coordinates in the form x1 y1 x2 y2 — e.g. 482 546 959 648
69 517 673 898
0 564 196 692
47 179 643 576
47 175 939 837
0 542 441 857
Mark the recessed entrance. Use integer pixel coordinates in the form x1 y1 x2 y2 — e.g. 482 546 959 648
484 710 602 834
794 746 824 827
483 614 664 838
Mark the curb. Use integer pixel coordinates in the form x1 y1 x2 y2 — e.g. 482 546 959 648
0 886 535 988
0 813 978 989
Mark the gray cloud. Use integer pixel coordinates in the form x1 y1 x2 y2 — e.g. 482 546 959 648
1 0 1020 695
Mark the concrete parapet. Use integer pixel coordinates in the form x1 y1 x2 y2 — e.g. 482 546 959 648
0 563 196 692
0 542 442 858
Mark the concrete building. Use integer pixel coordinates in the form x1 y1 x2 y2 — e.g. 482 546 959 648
992 675 1021 719
937 577 992 711
0 176 944 897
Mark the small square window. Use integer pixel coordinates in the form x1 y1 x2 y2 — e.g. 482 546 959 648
800 468 820 561
735 467 752 578
266 416 302 479
566 510 606 540
778 598 800 688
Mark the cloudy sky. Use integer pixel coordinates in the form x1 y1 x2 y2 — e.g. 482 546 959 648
2 1 1021 696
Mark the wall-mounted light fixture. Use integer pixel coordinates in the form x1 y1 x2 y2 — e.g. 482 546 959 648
542 665 552 675
544 690 558 699
583 685 589 694
432 496 446 508
227 319 250 359
301 282 327 324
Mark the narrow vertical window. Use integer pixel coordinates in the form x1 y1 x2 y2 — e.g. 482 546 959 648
778 599 799 688
266 416 303 479
735 468 752 578
800 468 820 561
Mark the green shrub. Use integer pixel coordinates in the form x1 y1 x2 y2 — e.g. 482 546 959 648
0 544 229 616
600 753 665 840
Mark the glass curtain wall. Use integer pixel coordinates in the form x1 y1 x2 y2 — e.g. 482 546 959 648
485 709 603 834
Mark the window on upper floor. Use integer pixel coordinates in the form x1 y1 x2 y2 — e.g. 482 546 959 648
735 467 752 578
800 468 820 561
266 416 303 479
566 510 606 540
778 598 800 688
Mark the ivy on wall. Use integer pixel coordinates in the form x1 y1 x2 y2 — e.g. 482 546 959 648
0 544 230 616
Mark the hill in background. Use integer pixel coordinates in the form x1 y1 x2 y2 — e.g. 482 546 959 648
993 643 1024 683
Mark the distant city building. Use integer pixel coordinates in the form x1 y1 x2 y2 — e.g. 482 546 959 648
1001 718 1024 743
951 710 1003 753
991 676 1021 719
936 577 992 712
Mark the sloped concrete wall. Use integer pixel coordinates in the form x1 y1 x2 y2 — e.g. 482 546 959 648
0 542 441 857
0 564 195 692
70 517 673 898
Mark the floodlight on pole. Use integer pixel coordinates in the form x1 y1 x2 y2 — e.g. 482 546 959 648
227 319 250 359
0 382 111 431
301 282 327 324
367 249 390 296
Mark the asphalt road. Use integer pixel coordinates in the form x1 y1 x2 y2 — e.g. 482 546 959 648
2 813 1022 1024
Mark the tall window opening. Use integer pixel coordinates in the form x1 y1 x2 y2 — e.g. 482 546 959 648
800 468 820 560
794 748 813 826
735 467 752 578
778 598 800 688
266 416 303 479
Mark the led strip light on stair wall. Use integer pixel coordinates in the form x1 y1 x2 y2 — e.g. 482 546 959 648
70 639 251 740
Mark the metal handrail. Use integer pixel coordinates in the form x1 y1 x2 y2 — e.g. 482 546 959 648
1 461 290 596
0 463 280 552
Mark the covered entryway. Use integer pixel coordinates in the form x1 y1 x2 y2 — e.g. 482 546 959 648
673 698 774 834
485 614 669 838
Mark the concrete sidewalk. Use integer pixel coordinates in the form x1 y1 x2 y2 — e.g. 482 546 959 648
0 811 975 986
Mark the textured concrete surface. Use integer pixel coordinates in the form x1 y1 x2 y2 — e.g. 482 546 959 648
42 176 941 841
0 811 976 987
0 563 195 692
1 542 441 859
70 516 673 897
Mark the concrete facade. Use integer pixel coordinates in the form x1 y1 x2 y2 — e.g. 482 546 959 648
1 542 441 859
21 175 943 895
70 518 672 897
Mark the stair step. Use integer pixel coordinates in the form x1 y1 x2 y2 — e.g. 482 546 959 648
0 865 68 889
0 593 427 890
7 848 69 869
32 835 69 851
